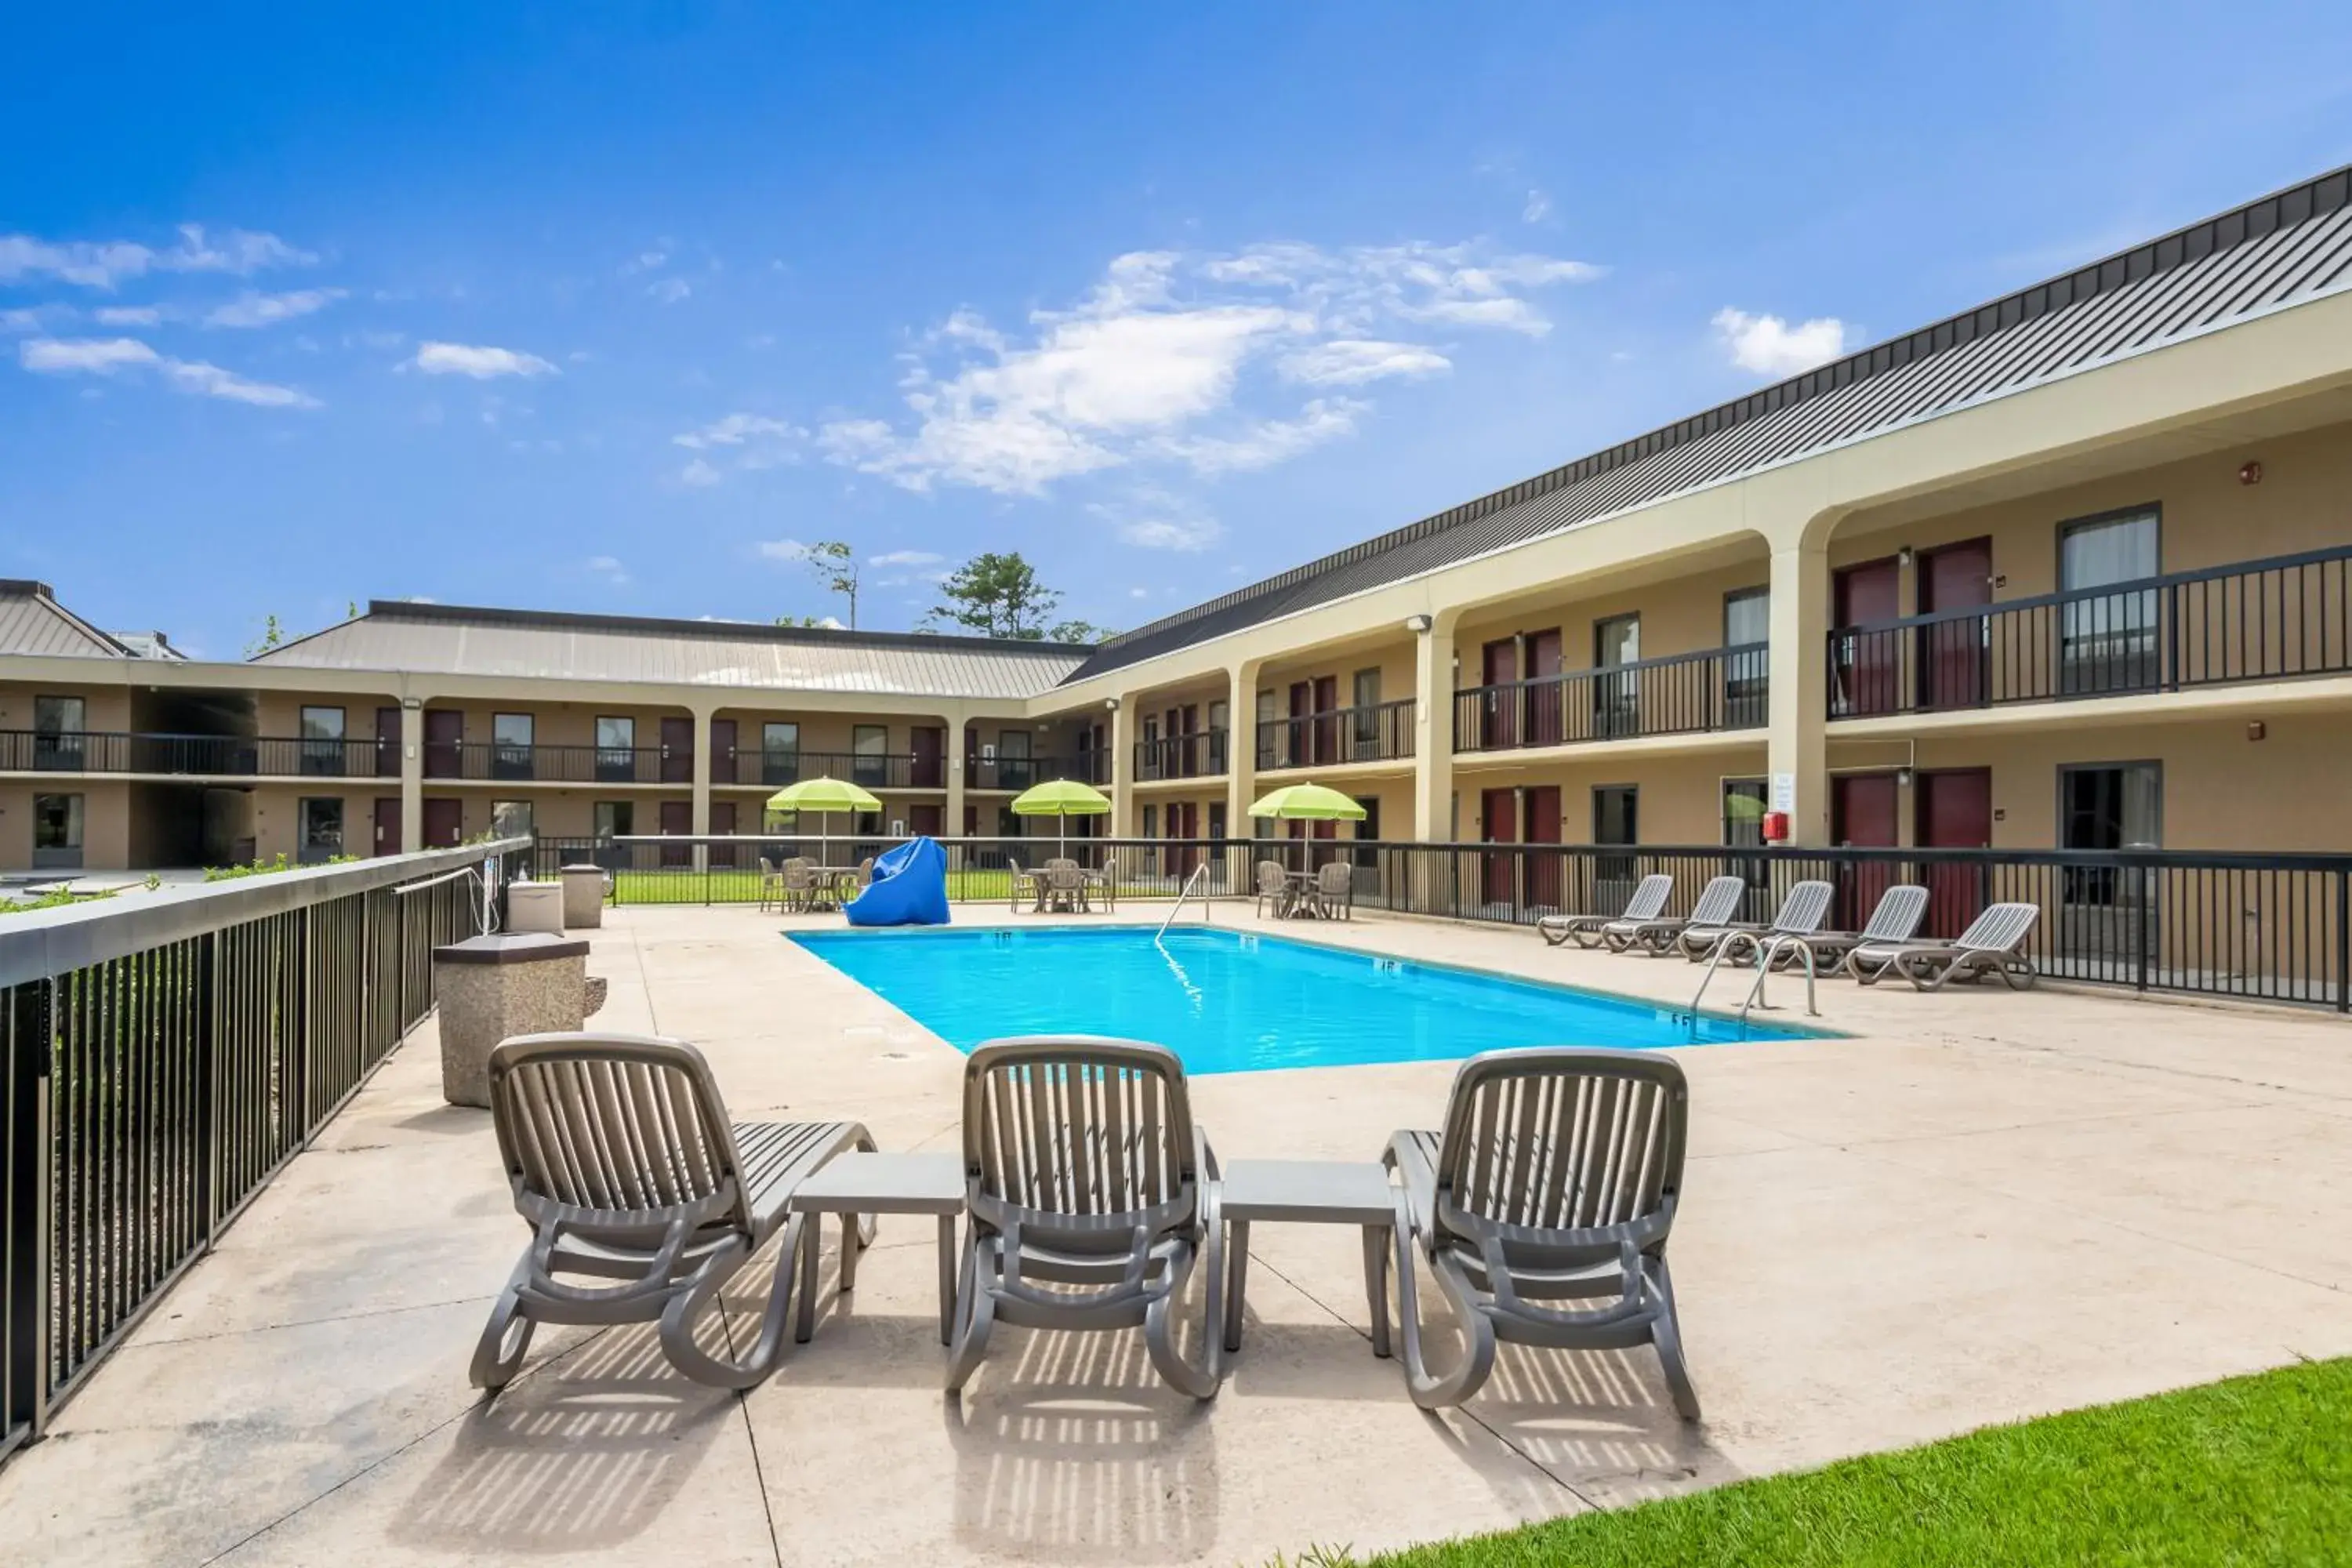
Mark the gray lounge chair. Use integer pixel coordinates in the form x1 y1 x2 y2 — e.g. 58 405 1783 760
1385 1047 1697 1416
470 1032 874 1392
1686 879 1833 964
1603 873 1745 956
1538 872 1670 949
946 1036 1225 1399
1850 901 2041 989
1774 883 1930 973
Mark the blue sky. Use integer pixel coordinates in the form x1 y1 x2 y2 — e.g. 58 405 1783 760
5 3 2349 658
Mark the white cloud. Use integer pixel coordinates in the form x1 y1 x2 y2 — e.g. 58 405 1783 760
620 249 669 275
0 224 314 290
1712 307 1852 377
2 305 67 333
869 549 944 567
1280 338 1450 387
17 336 318 407
670 412 805 481
406 341 558 378
203 288 345 329
812 236 1597 495
584 555 630 585
755 539 812 561
1087 490 1225 552
648 277 692 305
93 305 160 327
1523 189 1552 223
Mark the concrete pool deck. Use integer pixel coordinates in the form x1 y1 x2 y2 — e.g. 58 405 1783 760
4 901 2350 1566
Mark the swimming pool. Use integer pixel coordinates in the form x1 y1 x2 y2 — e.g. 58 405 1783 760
789 927 1824 1074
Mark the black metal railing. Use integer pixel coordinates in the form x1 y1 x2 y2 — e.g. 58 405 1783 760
1453 644 1769 752
964 755 1075 792
0 732 384 779
1134 728 1229 781
1257 699 1416 770
1828 543 2352 717
1 838 532 1461
528 833 2351 1014
713 749 933 789
433 742 675 784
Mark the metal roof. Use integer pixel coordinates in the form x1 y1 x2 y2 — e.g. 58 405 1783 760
252 600 1092 699
1068 163 2352 683
0 580 132 659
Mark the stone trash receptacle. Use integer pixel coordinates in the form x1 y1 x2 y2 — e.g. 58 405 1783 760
506 880 566 935
431 933 611 1108
560 863 607 929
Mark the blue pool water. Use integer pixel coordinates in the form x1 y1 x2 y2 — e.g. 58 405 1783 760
789 927 1824 1074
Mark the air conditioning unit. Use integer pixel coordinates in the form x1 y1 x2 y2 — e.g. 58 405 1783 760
980 743 997 760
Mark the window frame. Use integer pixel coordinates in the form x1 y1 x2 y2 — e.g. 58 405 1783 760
297 796 346 862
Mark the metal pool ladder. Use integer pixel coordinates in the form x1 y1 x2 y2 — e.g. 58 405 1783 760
1689 934 1820 1025
1156 862 1211 941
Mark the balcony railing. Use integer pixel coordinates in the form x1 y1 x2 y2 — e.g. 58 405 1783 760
1134 728 1229 782
1453 644 1769 753
434 742 673 784
721 749 937 789
965 754 1074 792
0 731 385 778
1257 698 1416 770
1828 543 2352 717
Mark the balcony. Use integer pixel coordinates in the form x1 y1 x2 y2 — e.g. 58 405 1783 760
1826 544 2352 718
1134 727 1229 782
0 731 385 778
1453 644 1769 753
717 749 943 789
434 741 673 784
1256 698 1416 771
965 754 1076 791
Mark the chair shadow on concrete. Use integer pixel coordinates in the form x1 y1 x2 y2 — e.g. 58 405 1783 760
391 1325 741 1555
942 1323 1220 1565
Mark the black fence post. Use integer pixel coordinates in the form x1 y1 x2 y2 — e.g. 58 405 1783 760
5 982 53 1447
2337 868 2349 1014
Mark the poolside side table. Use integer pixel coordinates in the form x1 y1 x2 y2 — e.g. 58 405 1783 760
789 1150 965 1345
1220 1159 1398 1358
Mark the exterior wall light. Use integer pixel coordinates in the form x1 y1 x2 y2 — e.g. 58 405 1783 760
1104 696 1121 711
1403 614 1434 633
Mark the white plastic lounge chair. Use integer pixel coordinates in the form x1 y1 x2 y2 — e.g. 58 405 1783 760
1849 901 2041 990
1306 860 1354 920
1777 884 1930 973
1538 872 1669 949
946 1036 1225 1399
470 1032 875 1392
1603 873 1745 956
1693 879 1834 964
1254 860 1294 918
1384 1047 1697 1417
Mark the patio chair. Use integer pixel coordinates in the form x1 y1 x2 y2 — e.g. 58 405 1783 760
1254 860 1294 919
1538 872 1670 949
780 858 825 914
1005 858 1046 913
1305 860 1354 920
1772 884 1929 974
1602 873 1745 956
1686 879 1833 964
946 1036 1225 1399
756 855 785 913
1850 901 2041 990
1043 860 1091 913
470 1032 875 1392
1384 1047 1697 1417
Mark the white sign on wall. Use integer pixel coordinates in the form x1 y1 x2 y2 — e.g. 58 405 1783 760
1769 772 1796 813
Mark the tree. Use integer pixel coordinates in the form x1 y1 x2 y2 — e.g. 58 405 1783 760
774 613 844 629
788 540 860 628
245 615 285 657
1047 619 1116 644
925 552 1068 640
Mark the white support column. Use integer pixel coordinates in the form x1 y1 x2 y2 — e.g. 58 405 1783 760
1766 542 1833 847
1225 659 1262 889
1412 612 1457 843
944 713 967 860
1109 698 1135 837
689 705 713 873
398 701 423 853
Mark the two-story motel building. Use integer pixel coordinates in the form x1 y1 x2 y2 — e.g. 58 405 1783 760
6 162 2352 879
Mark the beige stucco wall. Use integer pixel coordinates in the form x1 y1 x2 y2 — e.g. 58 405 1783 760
1453 558 1775 675
0 681 135 734
1453 747 1768 845
0 779 129 870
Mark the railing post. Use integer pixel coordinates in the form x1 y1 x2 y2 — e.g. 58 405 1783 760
2165 581 2181 691
6 981 55 1443
2337 868 2349 1014
2135 862 2151 995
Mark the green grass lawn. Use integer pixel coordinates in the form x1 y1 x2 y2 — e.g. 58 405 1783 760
1282 1357 2351 1567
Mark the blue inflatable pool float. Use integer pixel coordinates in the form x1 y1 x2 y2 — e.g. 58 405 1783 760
844 837 951 927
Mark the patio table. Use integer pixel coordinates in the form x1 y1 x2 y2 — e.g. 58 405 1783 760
1219 1158 1398 1357
788 1150 964 1344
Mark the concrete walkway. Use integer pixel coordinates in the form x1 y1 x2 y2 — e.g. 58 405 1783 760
4 902 2350 1566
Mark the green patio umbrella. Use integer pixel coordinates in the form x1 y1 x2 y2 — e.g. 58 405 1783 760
1246 782 1368 822
1008 778 1111 855
764 775 884 866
